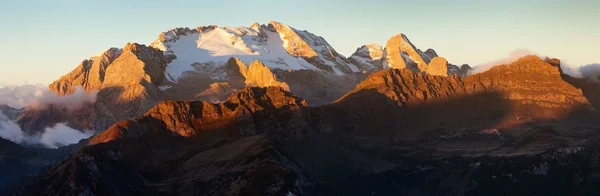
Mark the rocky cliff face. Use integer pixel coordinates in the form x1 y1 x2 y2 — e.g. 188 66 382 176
49 48 122 95
375 34 468 77
383 34 431 71
35 43 169 133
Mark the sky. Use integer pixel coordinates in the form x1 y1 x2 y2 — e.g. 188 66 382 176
0 0 598 85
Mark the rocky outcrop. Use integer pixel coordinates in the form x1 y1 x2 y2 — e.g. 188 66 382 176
245 60 290 91
426 57 449 76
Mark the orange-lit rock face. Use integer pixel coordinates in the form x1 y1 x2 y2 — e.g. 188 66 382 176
44 43 169 131
427 57 449 76
383 34 429 71
225 57 290 91
88 87 307 144
88 120 131 145
268 21 318 59
464 55 587 108
332 55 594 137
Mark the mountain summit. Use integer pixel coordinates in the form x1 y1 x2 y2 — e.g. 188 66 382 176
150 21 358 82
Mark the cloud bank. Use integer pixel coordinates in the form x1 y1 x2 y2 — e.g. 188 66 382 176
0 113 94 148
0 85 98 148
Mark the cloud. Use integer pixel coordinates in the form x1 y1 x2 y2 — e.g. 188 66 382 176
0 113 26 144
572 63 600 80
0 113 93 148
0 85 98 148
0 85 97 111
29 86 98 112
39 124 94 149
0 84 45 109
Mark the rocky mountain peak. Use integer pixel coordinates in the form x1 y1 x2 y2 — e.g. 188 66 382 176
246 60 291 91
383 33 430 72
348 44 384 71
424 48 438 58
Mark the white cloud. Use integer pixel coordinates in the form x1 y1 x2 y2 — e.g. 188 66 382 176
0 113 26 144
39 123 94 149
0 85 98 148
0 113 93 149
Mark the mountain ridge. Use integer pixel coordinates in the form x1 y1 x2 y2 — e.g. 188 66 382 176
16 55 600 195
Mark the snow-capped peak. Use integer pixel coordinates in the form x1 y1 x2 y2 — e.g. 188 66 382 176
150 21 358 82
348 44 384 70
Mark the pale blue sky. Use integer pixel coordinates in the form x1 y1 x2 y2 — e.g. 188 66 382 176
0 0 598 85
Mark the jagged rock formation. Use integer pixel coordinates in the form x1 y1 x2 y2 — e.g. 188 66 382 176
382 34 431 71
17 55 600 195
377 34 468 77
225 58 290 91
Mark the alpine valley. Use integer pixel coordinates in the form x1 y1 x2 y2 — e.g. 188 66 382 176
2 21 600 196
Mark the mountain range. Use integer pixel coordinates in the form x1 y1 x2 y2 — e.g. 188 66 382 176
2 21 600 195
